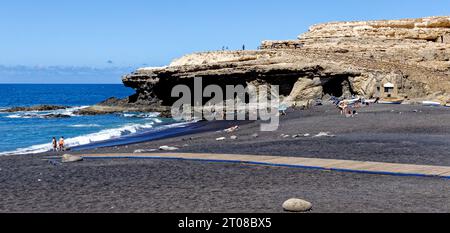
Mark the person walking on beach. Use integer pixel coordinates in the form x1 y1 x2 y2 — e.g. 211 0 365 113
58 136 65 151
338 101 347 115
52 137 57 151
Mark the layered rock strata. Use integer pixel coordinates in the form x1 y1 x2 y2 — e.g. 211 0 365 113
87 16 450 116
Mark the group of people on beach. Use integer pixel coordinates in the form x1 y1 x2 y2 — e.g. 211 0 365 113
332 96 370 118
337 101 358 117
52 136 65 152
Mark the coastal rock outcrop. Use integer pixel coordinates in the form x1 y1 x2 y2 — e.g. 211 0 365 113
75 97 171 117
122 50 363 109
0 105 69 113
109 16 450 116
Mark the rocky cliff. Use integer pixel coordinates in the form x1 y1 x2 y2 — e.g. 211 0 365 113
261 16 450 103
89 16 450 115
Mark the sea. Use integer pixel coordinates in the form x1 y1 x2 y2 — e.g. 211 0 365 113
0 84 193 155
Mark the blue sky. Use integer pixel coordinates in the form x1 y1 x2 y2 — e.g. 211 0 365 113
0 0 448 83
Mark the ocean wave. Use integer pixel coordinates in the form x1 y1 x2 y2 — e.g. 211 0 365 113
121 112 160 118
5 114 28 119
53 106 90 116
0 120 191 156
3 106 89 119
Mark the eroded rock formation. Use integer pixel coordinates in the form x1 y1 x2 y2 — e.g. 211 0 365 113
94 16 450 115
261 16 450 104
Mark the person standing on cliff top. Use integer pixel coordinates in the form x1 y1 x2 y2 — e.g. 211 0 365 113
242 44 245 50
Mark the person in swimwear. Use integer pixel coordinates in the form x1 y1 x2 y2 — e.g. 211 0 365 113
58 136 65 151
52 137 57 151
338 101 347 115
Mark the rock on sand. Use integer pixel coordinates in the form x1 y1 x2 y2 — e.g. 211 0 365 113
282 198 312 212
159 146 179 151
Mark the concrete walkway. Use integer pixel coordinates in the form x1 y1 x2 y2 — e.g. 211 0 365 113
81 153 450 179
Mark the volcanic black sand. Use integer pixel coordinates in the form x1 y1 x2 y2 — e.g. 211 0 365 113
86 104 450 166
0 104 449 212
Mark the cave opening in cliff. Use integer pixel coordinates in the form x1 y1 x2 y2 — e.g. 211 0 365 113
322 75 355 98
154 74 304 107
156 76 253 106
262 76 303 97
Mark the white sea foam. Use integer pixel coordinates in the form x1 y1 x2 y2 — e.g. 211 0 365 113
5 114 26 119
121 112 160 118
0 121 192 156
54 106 89 116
3 106 89 119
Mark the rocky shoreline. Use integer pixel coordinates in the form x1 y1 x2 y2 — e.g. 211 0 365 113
0 105 69 113
73 97 172 117
0 102 171 118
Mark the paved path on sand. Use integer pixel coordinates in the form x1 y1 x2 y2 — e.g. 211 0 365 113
79 153 450 179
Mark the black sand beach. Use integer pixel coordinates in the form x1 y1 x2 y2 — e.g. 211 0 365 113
0 156 449 213
85 104 450 166
0 104 449 212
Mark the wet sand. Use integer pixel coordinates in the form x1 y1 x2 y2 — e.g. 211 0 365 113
0 104 449 212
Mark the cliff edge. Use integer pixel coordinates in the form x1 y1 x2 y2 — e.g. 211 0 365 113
81 16 450 115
